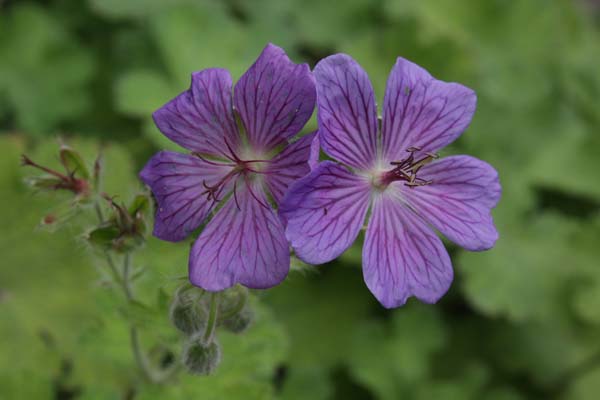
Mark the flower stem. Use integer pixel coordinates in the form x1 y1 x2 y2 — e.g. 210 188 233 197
94 200 105 222
203 293 219 344
122 252 133 301
103 250 122 288
95 198 176 384
130 327 157 383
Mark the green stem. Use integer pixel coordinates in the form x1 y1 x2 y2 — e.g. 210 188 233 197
129 327 158 383
122 252 133 301
94 200 104 222
203 293 219 344
103 251 122 287
94 199 176 384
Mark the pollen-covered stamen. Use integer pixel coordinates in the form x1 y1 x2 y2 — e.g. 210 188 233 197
379 147 439 189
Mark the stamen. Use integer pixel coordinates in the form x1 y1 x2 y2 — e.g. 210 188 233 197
197 151 274 208
380 147 439 189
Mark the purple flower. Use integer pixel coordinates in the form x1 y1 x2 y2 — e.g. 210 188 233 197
280 55 501 308
140 44 317 291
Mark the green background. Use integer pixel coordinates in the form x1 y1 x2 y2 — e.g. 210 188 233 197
1 0 600 399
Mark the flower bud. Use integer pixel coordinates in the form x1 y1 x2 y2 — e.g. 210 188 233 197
182 336 221 375
87 193 150 252
217 285 248 316
221 306 253 334
169 286 207 336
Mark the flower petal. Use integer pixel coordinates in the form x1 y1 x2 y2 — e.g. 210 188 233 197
314 54 379 170
139 151 234 242
233 43 316 153
189 181 289 291
279 161 371 264
363 193 453 308
381 57 476 162
399 155 501 251
153 68 240 158
264 132 318 205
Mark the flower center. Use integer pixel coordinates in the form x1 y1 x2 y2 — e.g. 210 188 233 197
193 148 271 210
375 147 438 190
200 160 265 202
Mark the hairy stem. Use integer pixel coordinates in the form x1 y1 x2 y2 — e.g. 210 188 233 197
203 293 219 344
94 200 104 222
95 199 175 384
122 252 134 301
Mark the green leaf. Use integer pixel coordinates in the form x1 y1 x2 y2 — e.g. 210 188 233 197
88 0 195 19
0 4 94 135
346 305 447 399
87 225 121 248
566 366 600 400
149 4 266 87
115 69 175 116
526 114 600 200
128 194 150 216
265 264 373 369
60 145 90 179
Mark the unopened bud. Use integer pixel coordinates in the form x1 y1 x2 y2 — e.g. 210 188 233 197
182 336 221 375
37 203 78 232
169 286 207 336
221 306 253 334
43 214 57 225
217 286 248 316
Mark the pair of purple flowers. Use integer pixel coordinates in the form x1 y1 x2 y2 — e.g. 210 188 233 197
140 44 500 308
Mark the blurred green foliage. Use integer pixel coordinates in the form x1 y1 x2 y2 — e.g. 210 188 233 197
1 0 600 399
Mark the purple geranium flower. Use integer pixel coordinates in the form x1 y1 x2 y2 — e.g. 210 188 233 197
140 44 317 291
280 55 501 308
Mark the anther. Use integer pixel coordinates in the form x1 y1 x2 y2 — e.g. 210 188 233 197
381 146 438 189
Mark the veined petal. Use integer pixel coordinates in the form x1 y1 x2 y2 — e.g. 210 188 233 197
314 54 378 170
381 57 476 162
399 155 501 251
139 151 235 242
153 68 240 158
279 161 371 264
363 193 453 308
234 43 316 153
264 132 318 205
189 181 289 291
